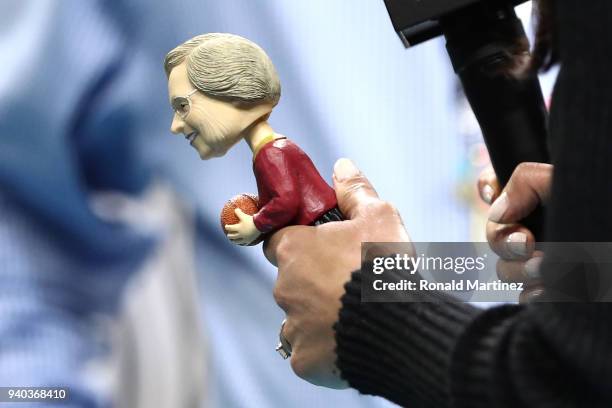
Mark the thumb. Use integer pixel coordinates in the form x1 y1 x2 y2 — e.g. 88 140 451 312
488 162 553 224
332 158 379 220
234 208 249 221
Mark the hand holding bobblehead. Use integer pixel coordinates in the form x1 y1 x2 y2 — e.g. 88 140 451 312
165 34 343 246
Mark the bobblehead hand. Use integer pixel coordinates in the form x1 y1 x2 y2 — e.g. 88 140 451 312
264 158 411 389
225 208 262 246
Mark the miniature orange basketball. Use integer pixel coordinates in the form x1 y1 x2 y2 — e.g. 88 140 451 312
220 193 263 245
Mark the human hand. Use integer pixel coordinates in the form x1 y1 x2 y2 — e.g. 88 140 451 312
264 158 410 388
478 162 553 303
225 208 262 245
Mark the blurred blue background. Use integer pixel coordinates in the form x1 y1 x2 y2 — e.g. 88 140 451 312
0 1 552 407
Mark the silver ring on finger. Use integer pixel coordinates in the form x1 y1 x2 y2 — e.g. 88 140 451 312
275 319 292 359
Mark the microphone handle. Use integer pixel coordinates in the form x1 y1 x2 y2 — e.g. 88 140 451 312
441 1 550 239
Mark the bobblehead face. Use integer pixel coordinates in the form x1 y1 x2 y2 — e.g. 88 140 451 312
168 62 265 160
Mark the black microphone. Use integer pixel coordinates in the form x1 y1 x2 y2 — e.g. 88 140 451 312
383 0 550 239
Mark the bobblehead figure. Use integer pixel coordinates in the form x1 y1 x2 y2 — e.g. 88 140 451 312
165 33 343 245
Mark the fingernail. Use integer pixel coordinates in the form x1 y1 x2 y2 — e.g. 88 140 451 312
481 184 494 204
506 232 527 257
525 288 545 303
524 256 543 279
488 192 509 222
334 158 359 181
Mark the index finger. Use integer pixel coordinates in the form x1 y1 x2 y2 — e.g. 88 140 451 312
224 223 241 232
262 225 310 268
477 166 500 205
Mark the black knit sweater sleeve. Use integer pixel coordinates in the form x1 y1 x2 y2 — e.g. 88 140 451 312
334 2 612 407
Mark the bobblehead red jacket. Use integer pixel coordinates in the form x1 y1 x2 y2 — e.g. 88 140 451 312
252 138 337 233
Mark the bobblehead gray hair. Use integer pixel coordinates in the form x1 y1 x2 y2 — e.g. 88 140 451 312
164 33 281 107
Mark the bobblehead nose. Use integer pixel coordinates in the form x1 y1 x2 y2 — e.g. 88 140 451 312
170 114 185 134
